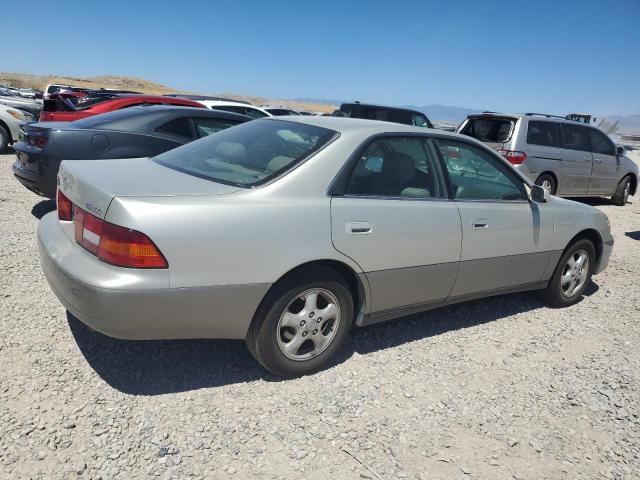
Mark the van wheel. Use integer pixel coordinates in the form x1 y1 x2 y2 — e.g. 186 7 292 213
611 176 631 206
541 239 594 307
535 174 556 195
0 125 9 152
246 266 354 377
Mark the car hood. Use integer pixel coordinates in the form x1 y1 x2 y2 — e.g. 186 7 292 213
58 157 242 220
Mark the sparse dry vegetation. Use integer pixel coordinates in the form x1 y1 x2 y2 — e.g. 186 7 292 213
0 72 336 113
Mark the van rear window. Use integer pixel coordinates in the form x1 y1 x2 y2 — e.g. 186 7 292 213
460 117 514 143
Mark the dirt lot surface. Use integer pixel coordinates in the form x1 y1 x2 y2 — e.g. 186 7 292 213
1 150 639 480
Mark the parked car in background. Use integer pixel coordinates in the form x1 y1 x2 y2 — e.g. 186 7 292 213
39 94 204 122
13 105 247 198
198 100 272 119
0 88 43 117
0 104 35 151
333 102 434 128
39 116 613 376
165 94 249 103
43 84 141 99
261 106 301 116
457 113 638 205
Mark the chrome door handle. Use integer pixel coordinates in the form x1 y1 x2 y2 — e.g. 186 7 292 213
346 222 372 234
594 158 602 163
471 218 488 229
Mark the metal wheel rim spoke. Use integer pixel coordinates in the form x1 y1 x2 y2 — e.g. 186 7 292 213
276 287 341 361
560 249 589 298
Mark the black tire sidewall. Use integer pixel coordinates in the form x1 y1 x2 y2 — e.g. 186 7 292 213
612 176 630 206
544 239 595 307
0 126 9 152
251 267 354 377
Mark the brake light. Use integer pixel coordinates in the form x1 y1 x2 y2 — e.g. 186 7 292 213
499 150 527 165
57 189 72 221
73 207 167 268
26 130 49 148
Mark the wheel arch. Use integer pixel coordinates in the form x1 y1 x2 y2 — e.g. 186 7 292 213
0 119 12 142
564 228 603 270
250 259 367 334
536 171 558 187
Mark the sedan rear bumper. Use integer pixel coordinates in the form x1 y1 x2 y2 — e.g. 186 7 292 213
37 212 269 340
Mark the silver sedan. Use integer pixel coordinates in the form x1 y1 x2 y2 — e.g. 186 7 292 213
38 117 613 376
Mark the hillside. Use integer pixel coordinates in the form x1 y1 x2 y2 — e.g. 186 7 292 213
0 72 336 113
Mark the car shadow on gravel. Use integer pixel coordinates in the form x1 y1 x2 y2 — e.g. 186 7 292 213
31 199 56 219
68 283 599 395
625 230 640 241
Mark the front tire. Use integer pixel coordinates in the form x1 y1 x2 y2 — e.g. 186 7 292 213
0 125 9 152
541 239 595 307
611 176 631 206
246 266 354 377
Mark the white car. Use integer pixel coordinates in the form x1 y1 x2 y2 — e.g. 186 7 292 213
199 100 272 119
0 104 35 151
260 106 301 116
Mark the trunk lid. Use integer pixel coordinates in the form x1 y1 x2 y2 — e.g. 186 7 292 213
57 157 242 220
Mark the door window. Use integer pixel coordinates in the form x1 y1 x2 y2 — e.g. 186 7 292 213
560 123 590 151
345 137 447 198
526 121 559 147
193 118 240 138
243 107 268 119
155 117 193 139
435 139 526 201
587 128 615 155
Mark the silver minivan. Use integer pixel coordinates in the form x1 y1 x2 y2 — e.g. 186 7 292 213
457 113 638 205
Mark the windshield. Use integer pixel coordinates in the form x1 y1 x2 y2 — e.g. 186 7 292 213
153 119 337 187
460 117 515 143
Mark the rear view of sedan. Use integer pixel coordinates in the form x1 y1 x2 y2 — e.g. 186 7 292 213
12 106 248 198
38 117 613 377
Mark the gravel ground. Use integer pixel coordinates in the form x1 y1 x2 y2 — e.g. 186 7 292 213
1 150 639 480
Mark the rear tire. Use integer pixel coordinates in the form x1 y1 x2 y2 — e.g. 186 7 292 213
535 173 557 195
246 266 354 377
541 239 595 307
0 125 9 152
611 176 631 206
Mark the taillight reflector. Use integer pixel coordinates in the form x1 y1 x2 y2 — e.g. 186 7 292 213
499 150 527 165
57 189 72 221
73 206 167 269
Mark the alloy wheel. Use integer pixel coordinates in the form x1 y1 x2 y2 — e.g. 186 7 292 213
276 288 341 361
560 249 589 298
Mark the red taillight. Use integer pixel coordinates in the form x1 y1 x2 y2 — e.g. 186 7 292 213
73 206 167 269
26 131 49 148
499 150 527 165
57 189 72 221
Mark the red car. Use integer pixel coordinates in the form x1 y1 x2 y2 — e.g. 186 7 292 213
39 94 205 121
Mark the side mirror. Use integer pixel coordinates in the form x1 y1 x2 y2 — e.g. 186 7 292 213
616 146 625 156
531 184 549 204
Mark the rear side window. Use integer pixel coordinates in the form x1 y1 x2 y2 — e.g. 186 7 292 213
243 107 268 119
345 137 447 199
460 118 514 143
587 128 615 155
560 124 590 151
193 118 240 138
526 121 558 147
156 117 193 139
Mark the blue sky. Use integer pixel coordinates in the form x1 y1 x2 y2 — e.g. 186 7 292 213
2 0 639 115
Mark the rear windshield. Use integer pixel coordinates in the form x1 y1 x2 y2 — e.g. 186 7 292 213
460 117 515 143
153 119 337 187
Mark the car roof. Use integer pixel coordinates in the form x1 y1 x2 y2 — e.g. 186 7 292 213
269 115 459 136
200 100 263 108
466 112 592 125
341 102 427 116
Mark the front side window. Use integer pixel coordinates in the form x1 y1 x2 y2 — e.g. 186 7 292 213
155 117 193 139
527 121 558 147
587 128 615 155
435 139 525 201
345 137 447 199
192 118 240 138
154 119 336 187
560 123 590 151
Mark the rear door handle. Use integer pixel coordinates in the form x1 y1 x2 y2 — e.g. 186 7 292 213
471 218 488 229
346 222 372 234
